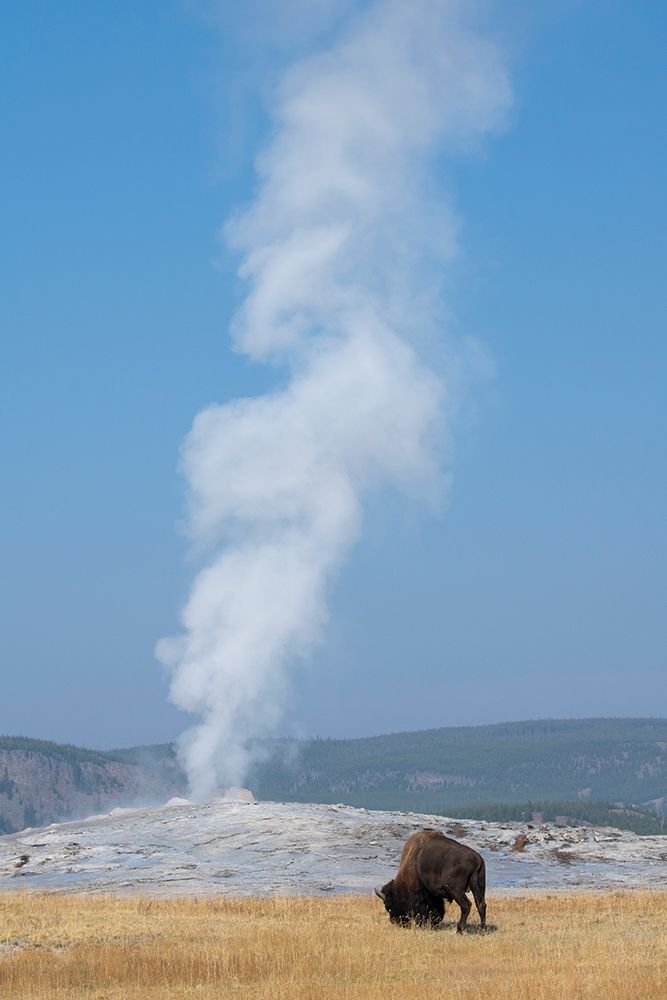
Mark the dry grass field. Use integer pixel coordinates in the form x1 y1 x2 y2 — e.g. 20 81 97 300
0 890 665 1000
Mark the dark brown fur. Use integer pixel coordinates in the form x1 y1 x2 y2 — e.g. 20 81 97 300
375 828 486 933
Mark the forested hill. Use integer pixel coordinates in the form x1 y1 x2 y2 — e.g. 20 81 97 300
0 737 184 835
0 718 665 835
249 717 667 817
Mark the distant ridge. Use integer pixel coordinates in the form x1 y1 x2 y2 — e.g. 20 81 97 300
0 718 665 835
0 736 183 835
248 717 667 818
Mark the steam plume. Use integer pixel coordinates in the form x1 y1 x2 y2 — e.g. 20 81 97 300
156 0 511 801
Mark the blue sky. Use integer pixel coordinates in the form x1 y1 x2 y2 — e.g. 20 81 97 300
2 1 665 750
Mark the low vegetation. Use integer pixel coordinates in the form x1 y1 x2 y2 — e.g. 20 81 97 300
0 890 665 999
443 800 666 835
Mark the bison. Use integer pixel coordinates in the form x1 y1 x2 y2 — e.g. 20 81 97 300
375 828 487 933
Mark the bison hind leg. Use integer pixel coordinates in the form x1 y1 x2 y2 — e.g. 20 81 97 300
469 866 487 929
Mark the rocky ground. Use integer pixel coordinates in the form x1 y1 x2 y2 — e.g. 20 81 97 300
0 798 665 896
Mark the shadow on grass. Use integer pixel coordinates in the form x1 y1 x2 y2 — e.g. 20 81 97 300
431 920 498 935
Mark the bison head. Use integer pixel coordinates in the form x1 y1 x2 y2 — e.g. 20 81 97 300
375 881 444 928
375 880 410 926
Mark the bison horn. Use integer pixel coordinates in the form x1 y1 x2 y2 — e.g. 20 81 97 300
374 887 386 901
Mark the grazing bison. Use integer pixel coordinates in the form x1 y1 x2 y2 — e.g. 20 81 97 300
375 829 486 933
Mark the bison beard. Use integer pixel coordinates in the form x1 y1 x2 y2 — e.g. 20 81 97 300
375 829 487 933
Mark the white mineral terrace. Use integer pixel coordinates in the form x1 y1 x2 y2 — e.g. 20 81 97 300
0 799 665 896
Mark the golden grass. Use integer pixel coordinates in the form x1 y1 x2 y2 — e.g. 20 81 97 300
0 890 665 1000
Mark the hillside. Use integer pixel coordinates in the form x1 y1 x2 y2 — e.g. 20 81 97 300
0 718 665 835
0 737 184 834
248 718 667 817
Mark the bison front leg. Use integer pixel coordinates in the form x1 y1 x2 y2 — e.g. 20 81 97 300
450 890 471 933
412 888 444 928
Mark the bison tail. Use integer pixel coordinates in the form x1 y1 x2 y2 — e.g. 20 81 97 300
468 860 487 929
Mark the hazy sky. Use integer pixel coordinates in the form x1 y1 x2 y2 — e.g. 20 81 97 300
2 1 665 751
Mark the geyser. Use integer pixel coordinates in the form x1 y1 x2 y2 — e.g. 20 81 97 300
156 0 511 802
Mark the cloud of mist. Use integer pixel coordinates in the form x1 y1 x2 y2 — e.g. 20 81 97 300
157 0 511 801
